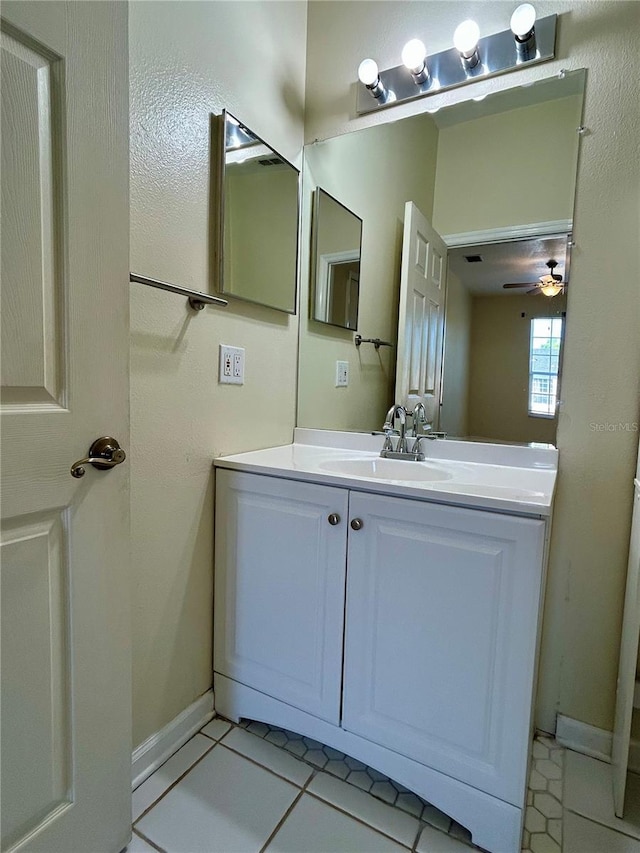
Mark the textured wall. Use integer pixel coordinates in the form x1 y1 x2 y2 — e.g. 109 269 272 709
129 1 307 748
306 0 640 733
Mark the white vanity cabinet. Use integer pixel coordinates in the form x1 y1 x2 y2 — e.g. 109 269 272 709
214 466 548 853
342 491 545 804
214 470 349 724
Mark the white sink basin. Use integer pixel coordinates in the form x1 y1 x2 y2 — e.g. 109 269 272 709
318 457 453 482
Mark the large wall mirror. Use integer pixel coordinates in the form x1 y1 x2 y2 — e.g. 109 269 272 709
297 70 585 444
214 111 299 314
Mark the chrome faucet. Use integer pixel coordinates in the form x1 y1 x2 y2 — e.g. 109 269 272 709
373 405 424 460
387 405 408 453
411 402 427 437
373 403 447 461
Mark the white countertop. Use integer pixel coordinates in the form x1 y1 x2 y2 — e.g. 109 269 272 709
214 429 558 517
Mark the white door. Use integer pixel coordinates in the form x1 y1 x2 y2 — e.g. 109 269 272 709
214 470 349 724
1 4 130 852
612 480 640 817
395 202 448 429
342 491 545 805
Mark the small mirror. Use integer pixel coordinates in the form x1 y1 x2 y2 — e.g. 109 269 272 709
311 189 363 331
214 111 299 314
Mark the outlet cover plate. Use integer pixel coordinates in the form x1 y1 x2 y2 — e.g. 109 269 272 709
220 344 244 385
335 360 349 387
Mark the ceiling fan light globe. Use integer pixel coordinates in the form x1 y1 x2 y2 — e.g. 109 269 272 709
540 282 563 297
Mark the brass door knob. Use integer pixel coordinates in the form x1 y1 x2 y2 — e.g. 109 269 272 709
71 437 127 479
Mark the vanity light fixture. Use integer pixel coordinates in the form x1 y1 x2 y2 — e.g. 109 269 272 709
401 39 430 84
355 5 556 115
511 3 537 59
357 58 386 100
453 20 481 70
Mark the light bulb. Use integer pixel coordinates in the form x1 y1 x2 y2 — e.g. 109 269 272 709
401 39 426 74
453 20 480 58
510 3 536 40
358 58 379 87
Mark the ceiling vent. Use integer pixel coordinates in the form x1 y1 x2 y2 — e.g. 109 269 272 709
464 254 483 263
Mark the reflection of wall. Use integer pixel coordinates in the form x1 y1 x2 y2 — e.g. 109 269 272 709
316 192 361 259
305 1 640 739
224 167 298 310
130 0 306 749
433 95 583 235
299 114 439 431
440 271 471 437
467 294 566 444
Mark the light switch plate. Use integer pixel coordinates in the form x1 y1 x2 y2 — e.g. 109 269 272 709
335 360 349 387
219 344 244 385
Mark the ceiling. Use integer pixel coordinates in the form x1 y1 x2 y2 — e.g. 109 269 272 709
448 236 569 296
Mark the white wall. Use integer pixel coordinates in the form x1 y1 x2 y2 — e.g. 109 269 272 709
440 271 471 438
466 294 566 444
433 94 582 235
306 0 640 733
129 0 306 748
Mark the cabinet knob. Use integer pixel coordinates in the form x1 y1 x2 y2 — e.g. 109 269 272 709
328 513 341 526
350 518 363 531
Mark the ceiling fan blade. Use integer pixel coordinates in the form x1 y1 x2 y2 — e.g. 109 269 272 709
527 287 541 295
502 282 534 288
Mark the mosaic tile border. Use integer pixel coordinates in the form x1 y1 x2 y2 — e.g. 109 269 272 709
238 719 565 851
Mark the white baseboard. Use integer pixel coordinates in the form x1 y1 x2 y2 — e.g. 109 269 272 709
555 714 612 763
131 689 214 790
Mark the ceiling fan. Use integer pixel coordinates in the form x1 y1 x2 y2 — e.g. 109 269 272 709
502 259 567 297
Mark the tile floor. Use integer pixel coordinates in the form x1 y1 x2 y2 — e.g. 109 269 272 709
126 716 640 853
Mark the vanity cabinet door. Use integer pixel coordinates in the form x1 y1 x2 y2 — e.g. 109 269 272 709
214 470 349 724
342 491 546 805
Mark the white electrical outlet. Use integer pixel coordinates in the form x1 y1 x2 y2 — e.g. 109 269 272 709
335 360 349 387
219 345 245 385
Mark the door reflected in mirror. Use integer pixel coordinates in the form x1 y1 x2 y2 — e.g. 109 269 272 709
312 189 363 331
214 111 299 314
297 69 585 446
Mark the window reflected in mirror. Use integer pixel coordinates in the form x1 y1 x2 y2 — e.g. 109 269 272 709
215 111 299 314
311 189 363 331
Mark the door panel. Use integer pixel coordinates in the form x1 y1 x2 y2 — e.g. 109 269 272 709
1 24 65 407
342 492 545 805
214 471 349 724
0 3 130 852
396 204 447 428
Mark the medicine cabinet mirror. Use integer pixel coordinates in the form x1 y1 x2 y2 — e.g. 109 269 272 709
297 69 585 445
213 110 299 314
311 189 363 331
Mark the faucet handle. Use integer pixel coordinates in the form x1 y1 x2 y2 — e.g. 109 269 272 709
412 431 447 452
372 428 398 453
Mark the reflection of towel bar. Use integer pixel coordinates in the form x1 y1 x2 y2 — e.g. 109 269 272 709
355 335 393 350
130 273 228 312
